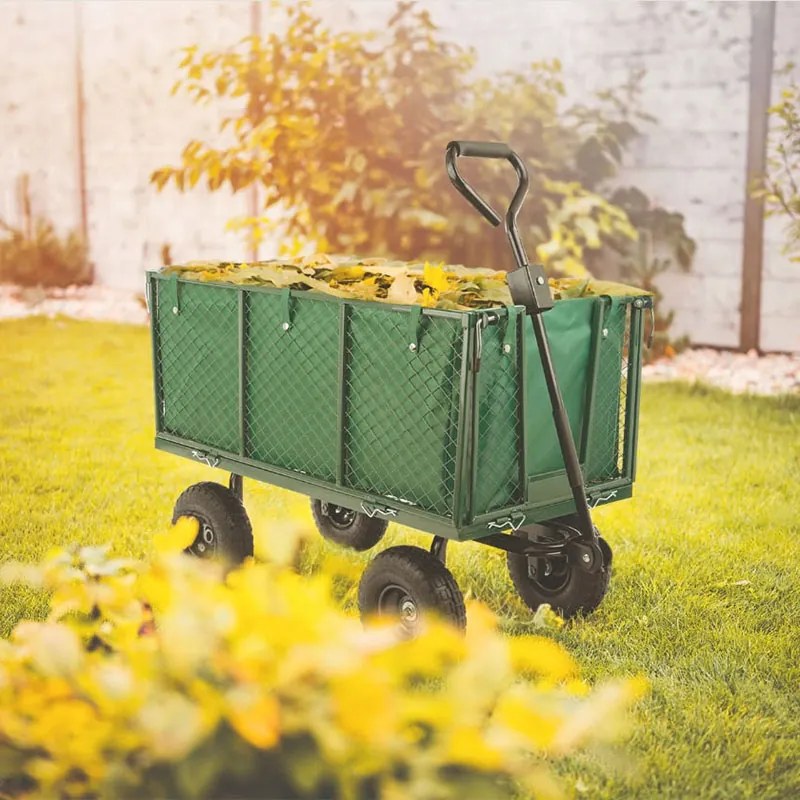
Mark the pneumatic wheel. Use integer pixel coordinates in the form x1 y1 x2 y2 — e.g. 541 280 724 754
172 482 253 565
358 545 466 634
311 499 388 551
507 524 612 620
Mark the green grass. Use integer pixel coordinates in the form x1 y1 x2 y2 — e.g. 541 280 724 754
2 316 799 799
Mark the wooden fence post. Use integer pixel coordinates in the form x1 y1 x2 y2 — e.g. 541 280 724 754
73 1 90 273
739 2 776 352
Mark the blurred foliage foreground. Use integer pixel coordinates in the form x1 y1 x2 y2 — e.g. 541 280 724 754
0 524 644 800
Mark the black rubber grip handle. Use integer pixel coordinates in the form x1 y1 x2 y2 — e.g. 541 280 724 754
445 139 530 268
448 140 513 160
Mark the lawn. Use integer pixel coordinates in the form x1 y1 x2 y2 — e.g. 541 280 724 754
2 316 799 799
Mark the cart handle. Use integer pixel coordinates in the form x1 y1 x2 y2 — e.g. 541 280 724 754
445 140 529 269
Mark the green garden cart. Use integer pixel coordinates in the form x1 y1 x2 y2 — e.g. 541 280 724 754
147 141 652 632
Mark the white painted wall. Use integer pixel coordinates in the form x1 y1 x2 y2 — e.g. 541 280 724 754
0 0 797 351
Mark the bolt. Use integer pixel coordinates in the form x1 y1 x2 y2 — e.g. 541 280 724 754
409 342 417 352
634 298 643 308
602 327 609 338
582 552 591 564
196 542 206 553
502 343 511 354
281 322 290 331
536 275 545 285
172 306 179 315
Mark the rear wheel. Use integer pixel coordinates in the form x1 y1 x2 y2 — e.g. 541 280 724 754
507 522 612 619
311 499 388 551
172 482 253 565
358 545 466 634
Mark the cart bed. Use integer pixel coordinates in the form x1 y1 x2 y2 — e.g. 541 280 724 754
148 272 648 541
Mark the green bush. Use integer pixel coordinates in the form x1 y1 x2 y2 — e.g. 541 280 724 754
0 526 644 799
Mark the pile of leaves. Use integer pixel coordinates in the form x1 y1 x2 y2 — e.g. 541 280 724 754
162 255 647 311
0 525 645 799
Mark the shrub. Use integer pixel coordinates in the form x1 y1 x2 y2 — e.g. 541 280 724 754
0 175 91 288
759 69 800 261
0 525 644 799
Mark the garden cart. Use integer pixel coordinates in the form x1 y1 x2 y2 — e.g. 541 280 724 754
147 141 652 632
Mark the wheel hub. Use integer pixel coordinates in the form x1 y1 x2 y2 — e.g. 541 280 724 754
326 505 357 530
189 519 216 557
399 598 418 623
377 584 420 631
527 555 570 593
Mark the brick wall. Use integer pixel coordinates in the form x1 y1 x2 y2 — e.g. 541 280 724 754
0 0 797 351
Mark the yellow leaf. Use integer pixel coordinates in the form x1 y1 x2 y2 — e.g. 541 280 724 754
422 262 450 295
387 272 418 304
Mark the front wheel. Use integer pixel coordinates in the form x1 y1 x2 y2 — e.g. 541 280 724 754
507 528 612 619
358 545 466 635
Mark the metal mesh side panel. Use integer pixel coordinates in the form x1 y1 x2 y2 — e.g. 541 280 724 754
244 293 339 481
343 307 464 517
473 316 524 515
155 281 240 453
586 300 631 484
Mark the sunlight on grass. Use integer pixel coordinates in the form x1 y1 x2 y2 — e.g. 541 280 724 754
1 316 799 799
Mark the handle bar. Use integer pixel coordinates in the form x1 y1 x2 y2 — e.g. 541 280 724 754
445 140 530 269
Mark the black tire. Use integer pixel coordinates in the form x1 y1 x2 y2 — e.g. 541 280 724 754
311 499 388 552
172 482 253 565
507 526 612 619
358 545 466 634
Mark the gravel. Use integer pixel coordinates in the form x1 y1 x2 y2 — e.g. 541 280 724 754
0 284 148 326
2 284 798 396
643 348 800 396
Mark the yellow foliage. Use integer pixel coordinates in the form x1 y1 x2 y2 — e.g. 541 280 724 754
0 545 645 798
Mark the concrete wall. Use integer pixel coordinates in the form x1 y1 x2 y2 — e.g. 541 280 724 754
0 0 797 351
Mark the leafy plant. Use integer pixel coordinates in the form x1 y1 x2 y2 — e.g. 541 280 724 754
759 68 800 261
606 186 696 356
0 530 644 800
151 1 657 277
0 175 91 287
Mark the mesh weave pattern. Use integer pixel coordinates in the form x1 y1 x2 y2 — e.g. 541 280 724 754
244 292 339 481
155 280 240 453
473 315 524 515
586 300 631 484
342 306 464 517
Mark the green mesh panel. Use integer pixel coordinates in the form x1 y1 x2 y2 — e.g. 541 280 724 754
342 305 464 517
586 299 630 484
244 292 339 482
155 280 240 453
472 311 524 515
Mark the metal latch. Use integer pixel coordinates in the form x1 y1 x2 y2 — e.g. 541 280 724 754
487 511 526 532
360 502 398 519
191 450 220 468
